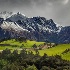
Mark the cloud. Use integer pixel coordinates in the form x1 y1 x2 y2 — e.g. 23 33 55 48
62 0 69 5
0 0 70 26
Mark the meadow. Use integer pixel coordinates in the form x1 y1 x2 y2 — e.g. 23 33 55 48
38 44 70 60
0 39 44 51
0 39 70 60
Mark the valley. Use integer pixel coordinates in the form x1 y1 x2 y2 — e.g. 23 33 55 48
0 12 70 70
0 39 70 61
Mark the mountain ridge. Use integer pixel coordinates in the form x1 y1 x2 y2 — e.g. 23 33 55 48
0 12 70 44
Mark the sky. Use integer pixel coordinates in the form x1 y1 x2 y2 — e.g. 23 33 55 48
0 0 70 26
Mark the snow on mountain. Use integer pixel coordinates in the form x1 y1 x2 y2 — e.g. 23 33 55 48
2 12 61 33
6 12 27 22
0 21 28 32
0 12 70 44
0 11 13 20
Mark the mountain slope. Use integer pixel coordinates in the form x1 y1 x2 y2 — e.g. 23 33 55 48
0 12 70 44
6 12 27 22
58 26 70 43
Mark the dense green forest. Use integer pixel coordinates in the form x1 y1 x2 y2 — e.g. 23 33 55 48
0 49 70 70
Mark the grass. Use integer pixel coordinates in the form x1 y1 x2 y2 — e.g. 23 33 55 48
61 52 70 60
0 39 70 60
0 39 45 50
37 44 70 60
38 44 70 56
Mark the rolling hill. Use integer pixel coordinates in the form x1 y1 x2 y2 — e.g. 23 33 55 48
38 44 70 60
0 39 70 60
0 39 45 51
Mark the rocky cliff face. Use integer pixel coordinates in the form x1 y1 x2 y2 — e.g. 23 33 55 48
0 12 70 44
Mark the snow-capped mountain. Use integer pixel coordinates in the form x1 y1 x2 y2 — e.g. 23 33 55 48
58 26 70 43
0 11 13 20
0 12 70 44
6 12 27 22
1 21 28 32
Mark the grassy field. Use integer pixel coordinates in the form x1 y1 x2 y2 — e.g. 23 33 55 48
37 44 70 60
0 39 70 60
61 51 70 60
0 39 45 50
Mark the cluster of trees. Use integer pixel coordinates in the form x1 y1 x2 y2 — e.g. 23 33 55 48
62 48 70 54
15 37 27 42
0 48 70 70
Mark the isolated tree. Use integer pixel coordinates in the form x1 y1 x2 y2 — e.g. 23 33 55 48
35 49 39 55
32 44 37 49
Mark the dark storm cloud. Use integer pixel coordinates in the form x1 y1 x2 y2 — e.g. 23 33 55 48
0 0 70 26
0 0 31 7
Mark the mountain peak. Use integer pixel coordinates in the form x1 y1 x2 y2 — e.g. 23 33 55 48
6 12 27 22
0 11 70 43
17 12 26 17
0 11 13 20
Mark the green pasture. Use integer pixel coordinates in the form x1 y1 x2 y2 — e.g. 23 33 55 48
0 39 70 60
38 44 70 60
0 39 45 50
